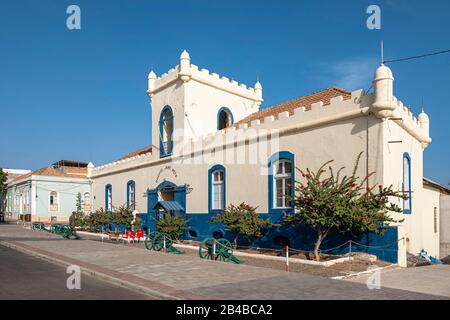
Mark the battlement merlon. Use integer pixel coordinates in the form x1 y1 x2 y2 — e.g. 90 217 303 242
147 50 264 105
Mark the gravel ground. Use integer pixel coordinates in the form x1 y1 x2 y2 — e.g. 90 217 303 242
81 233 391 278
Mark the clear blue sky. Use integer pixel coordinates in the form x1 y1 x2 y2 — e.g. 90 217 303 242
1 0 449 185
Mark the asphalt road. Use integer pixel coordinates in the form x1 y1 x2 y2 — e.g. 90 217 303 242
0 245 157 300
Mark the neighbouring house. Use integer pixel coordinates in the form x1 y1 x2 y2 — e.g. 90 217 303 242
88 50 442 266
5 160 93 222
1 168 31 213
422 178 450 259
3 168 32 184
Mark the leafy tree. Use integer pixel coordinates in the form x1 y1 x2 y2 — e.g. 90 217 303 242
69 193 85 229
0 168 8 213
75 192 83 215
111 205 134 229
85 208 110 232
283 152 404 261
211 203 272 248
156 214 188 240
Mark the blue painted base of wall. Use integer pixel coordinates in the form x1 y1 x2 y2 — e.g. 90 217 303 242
140 212 399 264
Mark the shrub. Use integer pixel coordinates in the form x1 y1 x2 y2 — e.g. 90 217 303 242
110 205 134 230
69 210 85 229
84 208 110 232
156 214 188 240
211 202 272 248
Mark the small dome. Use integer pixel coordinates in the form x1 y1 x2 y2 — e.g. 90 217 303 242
418 111 429 123
180 49 190 60
148 70 157 79
374 64 394 81
254 81 262 90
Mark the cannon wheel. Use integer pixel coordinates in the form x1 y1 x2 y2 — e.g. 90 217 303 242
152 232 173 251
198 238 215 260
144 231 158 250
216 238 233 262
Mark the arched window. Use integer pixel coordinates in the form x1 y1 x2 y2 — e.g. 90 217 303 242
268 151 294 213
105 184 112 211
208 165 226 212
403 153 412 214
83 192 91 212
127 180 136 210
217 107 234 130
159 105 174 157
49 191 58 212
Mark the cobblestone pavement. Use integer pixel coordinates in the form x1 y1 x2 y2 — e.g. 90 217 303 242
0 224 447 300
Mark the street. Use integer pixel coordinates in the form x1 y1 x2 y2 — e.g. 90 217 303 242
0 245 155 300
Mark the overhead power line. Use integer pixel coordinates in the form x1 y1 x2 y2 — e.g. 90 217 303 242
384 49 450 64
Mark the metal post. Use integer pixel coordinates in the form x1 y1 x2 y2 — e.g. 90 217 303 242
163 235 166 253
285 245 289 272
349 241 352 255
213 239 216 261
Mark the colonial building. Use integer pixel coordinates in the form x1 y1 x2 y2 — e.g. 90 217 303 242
6 160 92 222
89 50 441 266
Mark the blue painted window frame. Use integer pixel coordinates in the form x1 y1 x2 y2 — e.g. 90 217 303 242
208 164 226 214
402 152 412 214
159 105 174 158
127 180 136 210
105 184 112 211
268 151 295 214
217 107 234 130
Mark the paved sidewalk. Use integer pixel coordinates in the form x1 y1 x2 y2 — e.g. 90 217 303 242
345 264 450 298
0 225 447 300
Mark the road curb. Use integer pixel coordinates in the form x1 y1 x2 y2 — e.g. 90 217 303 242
0 240 206 300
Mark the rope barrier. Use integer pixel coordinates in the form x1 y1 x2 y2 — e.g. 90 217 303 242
318 241 352 253
349 237 405 250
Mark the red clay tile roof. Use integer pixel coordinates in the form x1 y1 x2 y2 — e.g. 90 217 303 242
235 87 351 126
11 166 87 182
118 145 152 160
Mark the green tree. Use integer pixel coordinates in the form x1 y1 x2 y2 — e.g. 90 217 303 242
69 193 85 229
0 168 8 213
84 208 110 232
111 205 134 229
283 152 404 261
75 192 83 215
156 214 188 240
211 203 272 249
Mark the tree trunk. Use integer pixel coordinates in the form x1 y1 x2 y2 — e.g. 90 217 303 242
313 231 324 261
232 235 239 249
313 228 331 261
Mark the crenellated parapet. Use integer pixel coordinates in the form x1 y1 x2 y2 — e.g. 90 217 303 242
147 50 263 105
370 63 431 149
91 150 154 177
176 89 370 155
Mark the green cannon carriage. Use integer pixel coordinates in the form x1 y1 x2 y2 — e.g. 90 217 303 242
198 238 242 264
144 231 184 254
31 222 45 230
31 222 79 240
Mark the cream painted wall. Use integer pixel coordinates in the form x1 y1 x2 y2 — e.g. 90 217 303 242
183 79 260 141
440 195 450 258
381 117 440 258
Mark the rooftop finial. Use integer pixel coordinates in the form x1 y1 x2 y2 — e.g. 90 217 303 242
381 40 384 64
180 49 190 60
